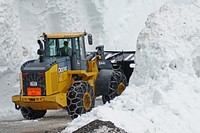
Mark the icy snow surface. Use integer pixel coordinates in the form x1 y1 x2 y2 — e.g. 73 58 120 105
1 0 200 133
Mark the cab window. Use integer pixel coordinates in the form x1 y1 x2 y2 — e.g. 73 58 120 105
45 38 72 57
79 36 86 60
45 39 57 56
75 38 80 59
75 37 86 60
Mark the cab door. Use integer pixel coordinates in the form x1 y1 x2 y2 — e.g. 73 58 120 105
72 37 87 70
79 36 87 70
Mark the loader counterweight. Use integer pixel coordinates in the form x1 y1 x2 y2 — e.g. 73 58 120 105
12 93 67 110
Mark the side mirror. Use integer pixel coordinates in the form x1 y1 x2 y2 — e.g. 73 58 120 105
88 34 93 45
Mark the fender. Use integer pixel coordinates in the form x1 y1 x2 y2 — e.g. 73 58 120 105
95 69 113 96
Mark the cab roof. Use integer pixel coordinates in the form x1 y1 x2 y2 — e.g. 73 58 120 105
44 32 86 39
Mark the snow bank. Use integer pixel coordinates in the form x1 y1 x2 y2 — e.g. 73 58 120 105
133 1 200 85
89 0 171 51
63 2 200 133
0 0 22 120
130 2 200 132
0 0 21 75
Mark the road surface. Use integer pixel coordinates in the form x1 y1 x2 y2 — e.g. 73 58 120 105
0 97 103 133
0 110 71 133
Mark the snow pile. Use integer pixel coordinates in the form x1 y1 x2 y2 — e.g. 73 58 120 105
0 0 22 120
133 1 200 85
89 0 171 51
85 0 194 51
131 2 200 132
0 0 21 75
96 0 193 51
63 2 200 133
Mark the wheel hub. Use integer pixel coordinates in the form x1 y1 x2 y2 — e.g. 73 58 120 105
83 92 92 111
117 82 125 95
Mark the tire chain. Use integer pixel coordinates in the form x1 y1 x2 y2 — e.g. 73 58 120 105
67 81 94 119
103 71 128 103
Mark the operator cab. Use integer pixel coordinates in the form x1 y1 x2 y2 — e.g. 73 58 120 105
39 32 92 70
45 38 73 57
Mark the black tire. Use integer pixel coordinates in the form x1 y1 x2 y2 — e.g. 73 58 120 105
102 71 127 104
67 81 95 119
20 106 47 120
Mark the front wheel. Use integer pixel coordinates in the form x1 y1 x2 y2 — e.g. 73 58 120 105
20 107 46 120
67 81 95 119
102 71 127 104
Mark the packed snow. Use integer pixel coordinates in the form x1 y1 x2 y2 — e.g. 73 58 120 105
1 0 200 133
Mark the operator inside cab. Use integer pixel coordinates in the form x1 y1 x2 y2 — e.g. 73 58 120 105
45 38 73 57
60 41 72 56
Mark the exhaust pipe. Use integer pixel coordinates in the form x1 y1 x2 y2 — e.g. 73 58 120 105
37 40 44 62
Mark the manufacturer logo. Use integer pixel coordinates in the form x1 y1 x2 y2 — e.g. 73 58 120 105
99 61 105 65
58 66 68 73
30 81 37 87
77 60 80 66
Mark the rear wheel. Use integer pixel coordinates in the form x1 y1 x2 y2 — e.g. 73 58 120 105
67 81 95 119
102 71 127 104
20 106 47 120
116 71 128 95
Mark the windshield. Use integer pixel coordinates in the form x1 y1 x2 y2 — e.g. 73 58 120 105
45 38 72 57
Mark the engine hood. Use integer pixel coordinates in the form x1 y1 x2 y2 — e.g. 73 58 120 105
21 57 71 72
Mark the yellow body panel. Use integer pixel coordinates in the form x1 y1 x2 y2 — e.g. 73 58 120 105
87 60 99 88
45 32 85 39
59 71 74 93
12 93 66 110
45 64 59 95
45 64 73 95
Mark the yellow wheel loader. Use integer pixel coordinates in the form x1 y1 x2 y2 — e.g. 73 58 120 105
12 32 135 119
